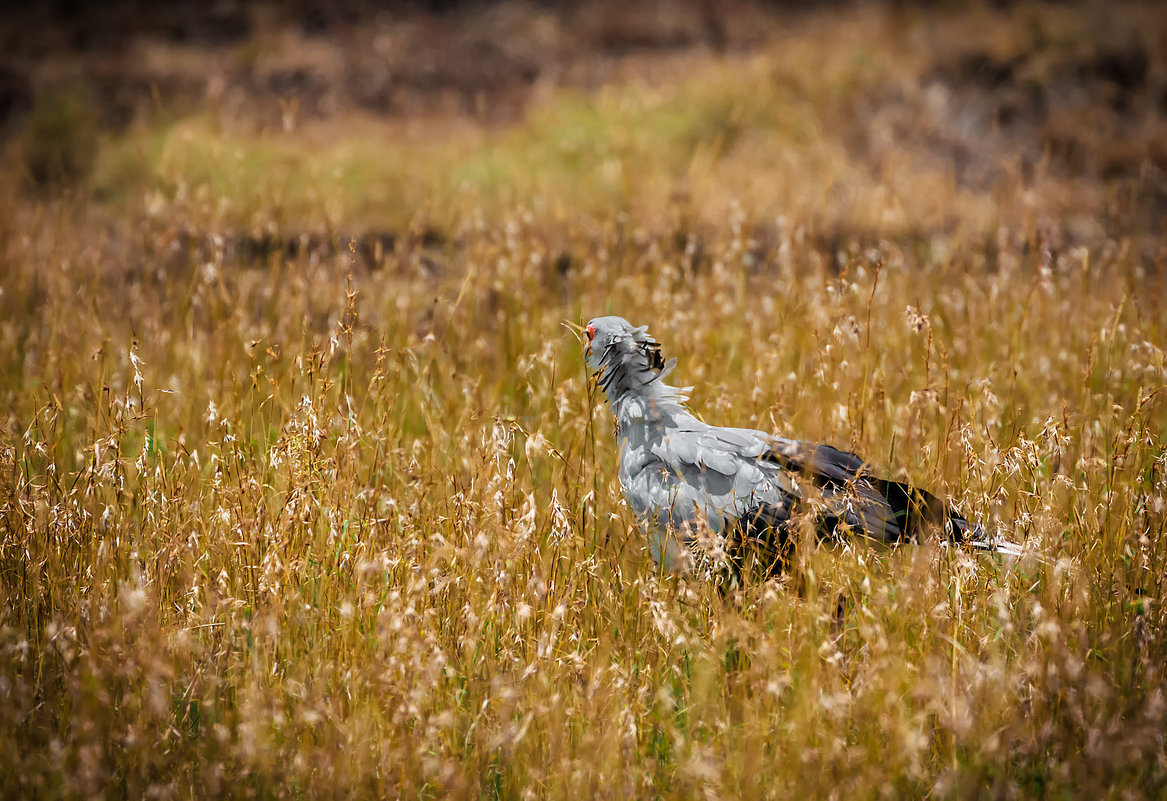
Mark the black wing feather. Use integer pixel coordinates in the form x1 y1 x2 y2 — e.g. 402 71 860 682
761 439 966 544
727 502 795 580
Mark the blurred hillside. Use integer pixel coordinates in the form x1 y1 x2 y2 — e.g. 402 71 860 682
2 1 1164 251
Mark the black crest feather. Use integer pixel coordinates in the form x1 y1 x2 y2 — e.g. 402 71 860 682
641 339 665 370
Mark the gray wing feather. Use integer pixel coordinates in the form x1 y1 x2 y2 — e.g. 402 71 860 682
704 427 771 459
696 446 740 478
654 422 797 529
659 429 738 478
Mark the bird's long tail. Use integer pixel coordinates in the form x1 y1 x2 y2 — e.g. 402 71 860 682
870 477 1024 556
946 515 1025 557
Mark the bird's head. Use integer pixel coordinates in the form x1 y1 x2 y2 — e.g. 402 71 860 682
584 315 677 404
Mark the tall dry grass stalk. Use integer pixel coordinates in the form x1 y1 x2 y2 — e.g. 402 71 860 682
2 195 1164 797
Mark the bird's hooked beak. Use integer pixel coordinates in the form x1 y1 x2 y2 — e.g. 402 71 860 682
585 324 596 356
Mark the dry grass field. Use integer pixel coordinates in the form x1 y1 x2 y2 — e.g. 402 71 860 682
2 1 1167 797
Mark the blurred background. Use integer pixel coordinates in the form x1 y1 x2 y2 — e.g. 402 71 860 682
1 0 1163 257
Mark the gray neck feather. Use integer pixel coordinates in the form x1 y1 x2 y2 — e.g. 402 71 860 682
593 337 691 421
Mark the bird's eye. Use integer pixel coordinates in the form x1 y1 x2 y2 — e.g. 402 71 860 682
586 325 596 342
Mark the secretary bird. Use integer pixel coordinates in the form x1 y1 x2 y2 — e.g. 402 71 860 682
583 315 1020 581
